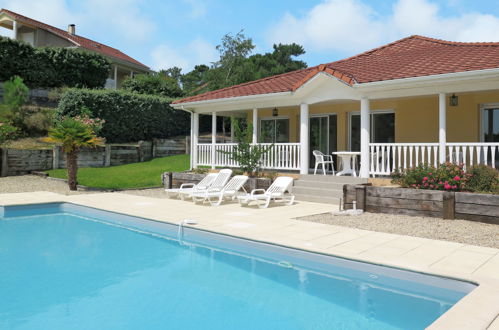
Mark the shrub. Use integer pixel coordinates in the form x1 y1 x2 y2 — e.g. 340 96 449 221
464 165 499 194
0 37 110 88
56 89 190 143
122 74 183 98
0 121 18 144
392 163 469 191
22 106 56 136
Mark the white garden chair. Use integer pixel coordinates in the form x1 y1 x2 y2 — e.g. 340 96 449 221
192 175 249 206
237 176 295 209
313 150 335 175
165 172 217 200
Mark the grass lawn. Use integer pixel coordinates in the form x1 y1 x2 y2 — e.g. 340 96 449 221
45 154 190 189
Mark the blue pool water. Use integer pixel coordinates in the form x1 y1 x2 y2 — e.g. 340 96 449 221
0 203 475 330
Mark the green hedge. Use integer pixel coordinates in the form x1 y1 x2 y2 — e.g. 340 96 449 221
0 37 110 88
56 89 190 142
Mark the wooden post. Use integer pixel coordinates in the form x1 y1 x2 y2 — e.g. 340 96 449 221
355 185 366 211
442 191 455 219
105 145 111 166
52 147 60 169
0 148 7 177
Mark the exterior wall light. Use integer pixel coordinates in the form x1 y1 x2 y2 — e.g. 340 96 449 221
449 94 458 107
272 107 279 116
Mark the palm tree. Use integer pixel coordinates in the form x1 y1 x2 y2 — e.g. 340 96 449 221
45 118 103 190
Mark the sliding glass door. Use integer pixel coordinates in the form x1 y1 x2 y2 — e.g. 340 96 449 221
350 112 395 151
309 115 337 166
260 118 289 143
482 106 499 167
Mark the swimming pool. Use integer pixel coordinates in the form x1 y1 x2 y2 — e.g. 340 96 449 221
0 203 476 330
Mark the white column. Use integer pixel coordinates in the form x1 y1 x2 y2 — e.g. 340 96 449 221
192 113 199 169
211 112 217 169
439 93 447 164
230 117 235 142
13 20 18 40
252 108 258 144
299 103 309 174
189 112 194 170
360 97 370 178
113 65 118 89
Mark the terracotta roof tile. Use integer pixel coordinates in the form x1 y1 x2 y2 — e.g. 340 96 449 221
174 35 499 104
1 9 149 69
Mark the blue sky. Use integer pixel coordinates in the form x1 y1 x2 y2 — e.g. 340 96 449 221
1 0 499 72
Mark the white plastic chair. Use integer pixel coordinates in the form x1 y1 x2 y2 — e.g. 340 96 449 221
313 150 335 175
165 172 217 199
192 175 249 206
237 176 295 209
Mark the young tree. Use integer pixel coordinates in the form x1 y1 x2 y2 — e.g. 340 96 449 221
224 118 271 176
45 115 104 190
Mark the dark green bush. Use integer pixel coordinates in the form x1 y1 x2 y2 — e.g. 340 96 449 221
56 89 190 142
464 165 499 194
0 37 110 88
122 74 183 98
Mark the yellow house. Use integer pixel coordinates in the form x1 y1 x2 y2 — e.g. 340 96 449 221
0 9 150 88
172 36 499 178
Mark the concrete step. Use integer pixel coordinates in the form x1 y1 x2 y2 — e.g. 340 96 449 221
293 180 345 190
292 186 344 198
294 193 341 205
298 174 367 184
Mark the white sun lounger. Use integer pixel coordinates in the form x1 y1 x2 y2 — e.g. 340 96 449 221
192 175 249 206
180 169 232 201
165 172 217 200
237 176 295 209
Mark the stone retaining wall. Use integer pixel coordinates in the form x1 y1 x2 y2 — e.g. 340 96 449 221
343 185 499 224
1 138 188 176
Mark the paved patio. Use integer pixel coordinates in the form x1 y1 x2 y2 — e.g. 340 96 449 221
1 191 498 329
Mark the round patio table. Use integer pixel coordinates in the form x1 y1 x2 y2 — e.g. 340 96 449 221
332 151 361 176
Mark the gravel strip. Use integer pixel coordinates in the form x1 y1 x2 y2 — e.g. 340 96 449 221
2 175 498 248
297 212 499 249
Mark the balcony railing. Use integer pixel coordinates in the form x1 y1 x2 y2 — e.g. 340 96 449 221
196 143 301 170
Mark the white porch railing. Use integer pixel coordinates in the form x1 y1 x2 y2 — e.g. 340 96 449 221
370 142 499 176
447 143 499 169
196 143 301 170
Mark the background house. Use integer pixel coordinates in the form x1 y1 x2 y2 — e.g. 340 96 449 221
0 9 150 89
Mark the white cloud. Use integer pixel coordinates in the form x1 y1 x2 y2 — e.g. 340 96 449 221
183 0 207 19
151 38 218 72
268 0 499 55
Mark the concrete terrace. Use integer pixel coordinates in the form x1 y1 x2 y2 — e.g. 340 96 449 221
1 191 498 329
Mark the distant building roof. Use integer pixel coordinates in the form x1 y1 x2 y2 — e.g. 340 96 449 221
0 8 149 70
174 35 499 104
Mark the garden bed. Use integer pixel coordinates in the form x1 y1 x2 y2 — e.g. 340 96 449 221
343 185 499 224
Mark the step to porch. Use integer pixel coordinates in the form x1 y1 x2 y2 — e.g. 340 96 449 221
292 175 368 205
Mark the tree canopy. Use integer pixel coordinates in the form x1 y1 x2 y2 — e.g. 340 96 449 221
122 31 307 98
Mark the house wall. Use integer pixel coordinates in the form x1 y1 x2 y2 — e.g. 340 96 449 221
34 28 73 47
245 90 499 147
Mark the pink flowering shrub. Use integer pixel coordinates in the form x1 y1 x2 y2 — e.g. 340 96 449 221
60 107 105 134
392 163 469 191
